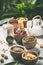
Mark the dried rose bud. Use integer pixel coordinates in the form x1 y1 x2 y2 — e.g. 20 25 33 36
0 59 4 63
4 55 8 59
1 54 4 57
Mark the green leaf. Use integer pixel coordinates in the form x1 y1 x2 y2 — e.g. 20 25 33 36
16 4 24 9
5 60 21 65
39 57 43 60
31 0 37 4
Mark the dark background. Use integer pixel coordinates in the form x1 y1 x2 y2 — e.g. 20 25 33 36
0 0 43 20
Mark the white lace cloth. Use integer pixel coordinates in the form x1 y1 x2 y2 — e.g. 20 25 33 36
0 26 43 65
